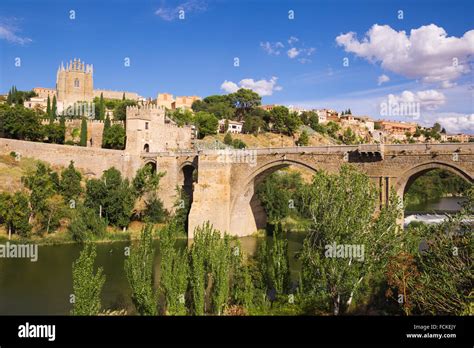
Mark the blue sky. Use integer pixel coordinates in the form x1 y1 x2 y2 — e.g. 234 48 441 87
1 0 473 133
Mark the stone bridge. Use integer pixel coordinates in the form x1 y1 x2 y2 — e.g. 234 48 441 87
143 143 474 238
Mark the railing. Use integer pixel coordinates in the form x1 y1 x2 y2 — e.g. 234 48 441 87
141 143 474 157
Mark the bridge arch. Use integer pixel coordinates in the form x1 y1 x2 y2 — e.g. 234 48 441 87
142 158 157 173
229 159 318 236
395 161 473 198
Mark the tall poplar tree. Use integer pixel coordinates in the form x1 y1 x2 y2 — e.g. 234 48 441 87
99 93 105 120
46 95 51 120
51 95 57 121
80 117 88 146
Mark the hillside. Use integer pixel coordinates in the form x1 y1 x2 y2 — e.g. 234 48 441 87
203 129 336 149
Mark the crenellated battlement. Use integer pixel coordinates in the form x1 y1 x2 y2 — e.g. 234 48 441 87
57 58 93 75
126 104 166 121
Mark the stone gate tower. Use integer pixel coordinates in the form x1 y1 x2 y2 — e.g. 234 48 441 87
56 58 94 105
125 104 194 154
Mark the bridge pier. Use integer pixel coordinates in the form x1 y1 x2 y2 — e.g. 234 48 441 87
188 154 233 238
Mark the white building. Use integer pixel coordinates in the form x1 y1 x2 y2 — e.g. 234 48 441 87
219 119 244 133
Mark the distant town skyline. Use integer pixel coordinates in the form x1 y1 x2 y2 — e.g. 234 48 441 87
0 0 473 133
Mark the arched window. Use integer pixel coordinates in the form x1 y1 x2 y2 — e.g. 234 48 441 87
144 144 150 153
74 78 80 88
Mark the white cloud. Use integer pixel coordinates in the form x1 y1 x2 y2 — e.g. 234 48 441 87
288 36 299 45
336 24 474 87
287 47 300 59
298 58 312 64
287 47 315 60
387 89 446 111
260 41 284 55
377 74 390 85
262 37 314 63
155 0 207 21
220 77 282 96
0 20 31 45
435 113 474 133
220 80 239 93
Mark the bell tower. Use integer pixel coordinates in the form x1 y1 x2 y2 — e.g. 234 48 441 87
56 58 94 105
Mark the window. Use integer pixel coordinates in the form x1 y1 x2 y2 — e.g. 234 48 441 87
144 144 150 153
74 78 79 88
145 122 149 130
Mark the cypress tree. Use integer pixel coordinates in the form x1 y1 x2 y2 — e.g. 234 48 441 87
59 115 66 144
52 95 57 121
122 93 125 101
102 115 111 148
80 118 88 147
6 89 12 105
99 93 105 120
46 95 51 121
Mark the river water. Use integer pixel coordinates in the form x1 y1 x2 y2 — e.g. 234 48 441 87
0 197 465 315
0 234 305 315
404 196 467 226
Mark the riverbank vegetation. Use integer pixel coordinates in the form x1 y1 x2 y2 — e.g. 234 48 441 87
0 154 173 244
70 166 473 316
404 169 471 210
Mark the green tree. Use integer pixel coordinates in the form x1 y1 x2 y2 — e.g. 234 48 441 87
229 88 261 121
85 168 135 228
59 114 66 143
159 221 189 315
51 95 57 122
297 130 309 146
99 93 105 120
103 124 125 149
342 127 357 145
132 165 164 199
406 199 473 315
80 118 88 146
68 205 107 242
299 166 403 315
194 111 218 139
46 95 51 119
71 244 106 315
232 138 246 149
102 114 111 147
258 227 290 295
124 224 158 315
60 161 83 205
189 222 233 315
114 100 137 121
21 162 56 216
0 192 31 237
167 109 194 126
223 132 233 146
6 89 12 105
270 106 301 136
2 105 43 141
326 121 340 138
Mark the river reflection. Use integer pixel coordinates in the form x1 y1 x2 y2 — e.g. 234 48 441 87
0 233 306 315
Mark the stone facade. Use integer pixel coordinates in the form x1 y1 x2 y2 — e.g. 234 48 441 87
0 138 140 178
125 104 194 154
93 89 142 101
41 119 124 148
56 59 94 105
33 87 56 99
188 144 474 237
0 135 472 239
156 93 201 110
